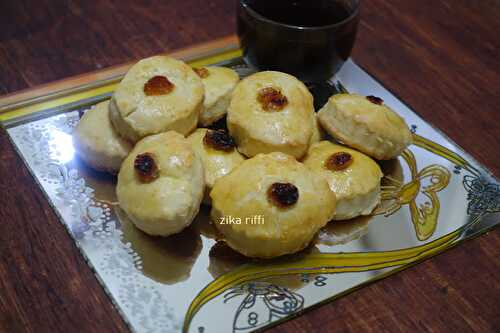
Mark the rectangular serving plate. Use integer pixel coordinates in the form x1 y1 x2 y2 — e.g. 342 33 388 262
2 36 499 333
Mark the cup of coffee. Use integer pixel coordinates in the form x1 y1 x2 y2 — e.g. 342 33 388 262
237 0 361 83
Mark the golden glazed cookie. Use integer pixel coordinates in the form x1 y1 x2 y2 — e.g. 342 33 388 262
303 141 383 220
227 71 315 159
193 66 239 126
210 152 336 258
117 131 205 236
72 100 132 174
317 94 412 160
186 128 245 204
110 56 204 142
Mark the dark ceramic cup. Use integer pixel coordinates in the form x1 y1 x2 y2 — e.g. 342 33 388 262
237 0 361 84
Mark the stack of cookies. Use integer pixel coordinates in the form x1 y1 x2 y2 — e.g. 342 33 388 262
73 55 412 259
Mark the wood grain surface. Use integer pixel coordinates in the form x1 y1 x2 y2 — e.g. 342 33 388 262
0 0 499 332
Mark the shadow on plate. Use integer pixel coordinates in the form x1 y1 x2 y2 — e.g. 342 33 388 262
207 241 322 290
116 208 203 285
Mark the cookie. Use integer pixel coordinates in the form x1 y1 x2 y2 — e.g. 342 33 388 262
210 152 335 258
186 128 245 204
193 66 239 126
110 56 204 142
116 131 205 236
227 71 315 159
317 93 412 160
303 141 383 220
72 100 132 174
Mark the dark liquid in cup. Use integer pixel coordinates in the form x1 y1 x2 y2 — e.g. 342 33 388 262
247 0 352 27
238 0 359 83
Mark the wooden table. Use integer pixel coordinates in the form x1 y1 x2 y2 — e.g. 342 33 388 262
1 0 499 332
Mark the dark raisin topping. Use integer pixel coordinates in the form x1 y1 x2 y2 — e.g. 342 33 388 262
143 76 175 96
366 95 384 105
193 67 210 78
203 129 236 152
207 115 228 131
134 153 159 182
325 152 353 171
257 87 288 111
267 182 299 208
